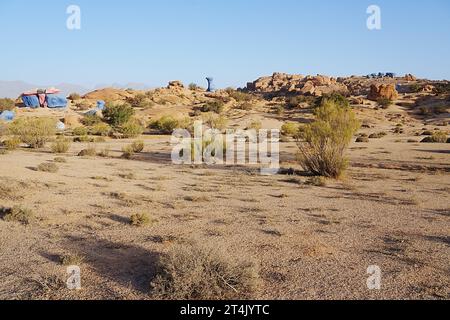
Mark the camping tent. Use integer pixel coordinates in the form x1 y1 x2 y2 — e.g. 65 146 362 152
0 110 15 122
21 88 67 108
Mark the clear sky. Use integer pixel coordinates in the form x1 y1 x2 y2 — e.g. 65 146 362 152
0 0 449 88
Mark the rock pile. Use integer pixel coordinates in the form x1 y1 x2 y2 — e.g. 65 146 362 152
367 83 399 101
246 73 348 96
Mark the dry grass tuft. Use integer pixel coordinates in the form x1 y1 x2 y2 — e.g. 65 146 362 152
37 162 59 173
130 213 153 227
150 244 260 300
1 206 34 225
60 254 85 266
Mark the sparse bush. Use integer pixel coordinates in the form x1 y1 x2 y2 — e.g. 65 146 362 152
60 254 84 266
201 101 225 114
130 213 152 227
131 140 145 153
150 244 260 300
236 102 253 111
202 113 228 131
306 176 327 187
281 123 299 137
51 138 71 154
126 94 154 109
368 132 387 139
73 126 88 136
226 88 253 102
90 122 111 136
3 137 21 150
356 136 369 143
68 93 81 101
121 145 135 159
119 120 144 138
78 145 97 157
377 98 393 109
275 105 285 115
37 162 59 173
1 206 34 225
421 131 447 143
297 101 360 178
0 98 15 112
54 157 67 163
287 95 317 109
8 117 56 148
149 116 180 134
75 101 91 111
97 147 110 158
103 102 135 127
248 120 262 131
189 83 199 91
73 136 94 143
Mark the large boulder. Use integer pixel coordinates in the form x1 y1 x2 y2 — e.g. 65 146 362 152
404 74 417 81
167 81 184 89
367 83 399 101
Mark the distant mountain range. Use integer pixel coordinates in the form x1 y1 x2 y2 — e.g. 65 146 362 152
0 81 152 98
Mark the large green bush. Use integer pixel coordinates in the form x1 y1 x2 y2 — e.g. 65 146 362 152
8 117 57 148
103 102 135 127
297 101 360 178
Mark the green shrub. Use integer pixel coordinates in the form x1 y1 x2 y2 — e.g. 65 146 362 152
81 114 103 126
150 244 260 300
281 123 299 137
275 105 285 115
119 120 144 138
37 162 59 173
0 98 15 112
8 117 56 148
90 123 111 136
316 93 349 109
103 102 135 127
297 101 360 178
51 138 71 154
150 116 180 134
377 98 393 109
73 126 88 136
1 206 34 225
3 137 21 150
201 101 225 114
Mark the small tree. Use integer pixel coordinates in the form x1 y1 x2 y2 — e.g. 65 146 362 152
297 101 360 178
103 102 135 127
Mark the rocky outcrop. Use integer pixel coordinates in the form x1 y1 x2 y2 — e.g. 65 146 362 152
404 74 417 81
367 83 399 101
167 81 184 89
246 73 348 96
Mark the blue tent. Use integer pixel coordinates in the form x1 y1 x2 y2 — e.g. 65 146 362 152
0 110 15 122
46 94 67 108
22 95 40 108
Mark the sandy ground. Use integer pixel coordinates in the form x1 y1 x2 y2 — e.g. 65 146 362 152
0 131 448 300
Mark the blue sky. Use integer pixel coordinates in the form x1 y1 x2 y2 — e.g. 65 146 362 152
0 0 449 88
